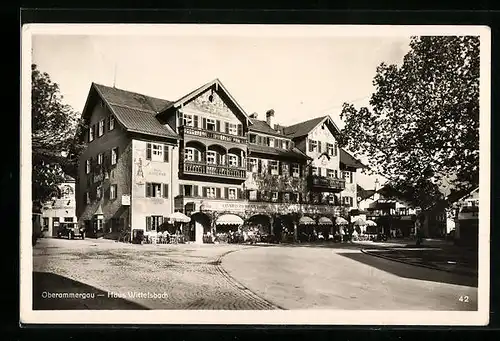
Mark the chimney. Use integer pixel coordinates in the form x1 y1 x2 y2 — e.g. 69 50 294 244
266 109 275 127
249 112 258 119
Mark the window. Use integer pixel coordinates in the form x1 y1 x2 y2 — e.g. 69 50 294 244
85 192 90 204
86 160 91 174
146 183 163 198
52 217 60 228
110 184 117 200
283 193 290 202
292 163 300 177
228 123 238 135
269 160 279 175
64 217 74 222
247 158 258 172
97 153 103 165
268 137 275 147
271 192 279 202
228 154 238 167
309 140 317 152
327 143 334 156
311 167 319 176
228 188 237 200
183 114 194 127
206 151 217 164
111 147 118 165
109 116 115 130
42 217 49 231
151 143 163 162
343 196 353 207
281 163 289 176
205 187 216 198
98 120 105 137
249 190 257 201
343 171 351 183
96 185 102 199
206 118 216 131
327 169 335 178
249 134 257 144
283 140 290 149
89 126 94 142
146 216 163 232
185 148 195 161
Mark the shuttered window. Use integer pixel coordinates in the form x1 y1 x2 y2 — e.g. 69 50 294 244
146 143 152 160
163 145 169 162
163 184 169 198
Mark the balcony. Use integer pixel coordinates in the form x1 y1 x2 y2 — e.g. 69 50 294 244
183 160 247 180
308 175 346 192
179 126 247 145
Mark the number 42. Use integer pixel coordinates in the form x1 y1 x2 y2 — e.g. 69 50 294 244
459 295 470 303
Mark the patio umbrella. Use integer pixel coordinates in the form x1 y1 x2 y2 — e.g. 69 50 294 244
299 216 316 225
335 217 349 225
168 211 191 223
365 219 377 226
353 218 366 226
318 217 333 225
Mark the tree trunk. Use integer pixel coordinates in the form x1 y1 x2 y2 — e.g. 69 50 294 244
422 211 430 238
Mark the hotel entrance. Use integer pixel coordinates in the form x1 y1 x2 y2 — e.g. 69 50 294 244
190 212 211 244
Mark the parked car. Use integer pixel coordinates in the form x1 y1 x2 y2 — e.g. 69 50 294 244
57 222 85 240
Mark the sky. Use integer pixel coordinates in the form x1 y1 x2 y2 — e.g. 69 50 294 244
31 26 412 190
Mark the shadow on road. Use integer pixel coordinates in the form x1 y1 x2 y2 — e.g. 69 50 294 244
33 272 148 310
338 252 478 288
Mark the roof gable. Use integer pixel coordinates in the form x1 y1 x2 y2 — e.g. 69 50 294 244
283 115 341 139
249 119 289 138
82 83 179 140
339 149 366 169
158 79 252 125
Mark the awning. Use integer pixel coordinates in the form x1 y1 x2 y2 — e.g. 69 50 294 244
216 214 244 225
299 216 316 225
353 218 366 226
335 217 349 225
318 217 333 225
365 219 377 226
168 211 191 223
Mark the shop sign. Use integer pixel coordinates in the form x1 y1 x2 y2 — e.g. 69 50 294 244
122 194 131 206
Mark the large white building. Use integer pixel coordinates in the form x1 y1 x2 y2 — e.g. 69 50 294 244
41 174 77 237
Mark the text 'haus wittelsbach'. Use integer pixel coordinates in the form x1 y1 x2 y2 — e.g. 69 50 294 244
76 79 366 243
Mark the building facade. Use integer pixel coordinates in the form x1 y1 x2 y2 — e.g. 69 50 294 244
41 175 77 237
77 79 365 243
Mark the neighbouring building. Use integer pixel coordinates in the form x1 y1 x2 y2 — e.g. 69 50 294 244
77 78 365 243
357 180 419 237
41 174 78 237
451 187 479 247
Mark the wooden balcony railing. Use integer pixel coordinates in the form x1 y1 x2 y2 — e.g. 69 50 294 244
183 161 247 179
179 126 247 144
308 175 346 192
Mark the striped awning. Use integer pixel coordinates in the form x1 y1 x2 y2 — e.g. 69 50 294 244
318 217 333 225
216 214 244 225
299 216 316 225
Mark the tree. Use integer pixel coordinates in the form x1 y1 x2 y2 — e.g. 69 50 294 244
339 36 480 231
31 64 84 209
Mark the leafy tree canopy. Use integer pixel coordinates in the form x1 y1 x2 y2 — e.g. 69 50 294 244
339 36 480 210
32 64 85 207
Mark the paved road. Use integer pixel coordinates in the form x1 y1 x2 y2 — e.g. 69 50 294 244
32 238 277 310
32 238 477 311
222 245 478 311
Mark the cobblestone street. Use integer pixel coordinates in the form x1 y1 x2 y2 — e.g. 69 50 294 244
32 237 478 311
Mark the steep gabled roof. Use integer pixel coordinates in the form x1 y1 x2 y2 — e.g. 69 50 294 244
283 115 342 139
248 144 310 161
82 83 179 140
339 149 366 169
249 119 287 137
357 185 376 200
158 78 252 124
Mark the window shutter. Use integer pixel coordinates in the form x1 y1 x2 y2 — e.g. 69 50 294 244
146 216 151 232
216 188 221 199
146 183 151 197
237 124 243 136
318 167 322 176
202 118 207 129
278 161 282 175
179 184 184 197
163 145 169 162
93 124 97 139
237 189 242 199
193 185 199 197
146 143 152 160
224 187 229 199
225 122 229 134
334 142 338 156
163 184 169 198
309 140 313 152
163 216 169 226
202 187 207 197
201 151 206 162
115 147 119 161
318 141 322 153
257 159 262 173
193 115 199 128
257 135 262 145
216 120 221 132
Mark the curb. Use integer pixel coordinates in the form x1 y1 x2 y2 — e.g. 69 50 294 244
360 249 478 278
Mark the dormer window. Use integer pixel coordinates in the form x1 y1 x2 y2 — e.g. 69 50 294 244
249 134 257 144
268 137 274 147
